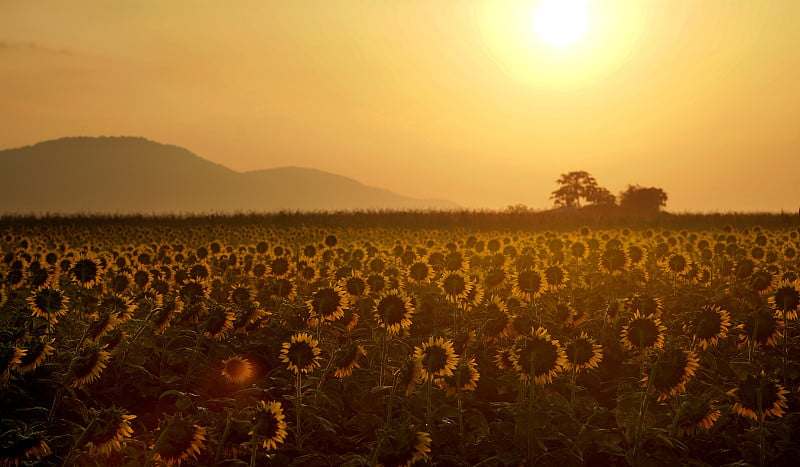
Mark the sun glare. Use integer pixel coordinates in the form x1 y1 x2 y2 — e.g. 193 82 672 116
534 0 590 47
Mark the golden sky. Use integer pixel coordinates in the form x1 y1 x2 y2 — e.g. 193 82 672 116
1 0 798 212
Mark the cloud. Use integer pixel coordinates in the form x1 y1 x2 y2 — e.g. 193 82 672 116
0 40 71 54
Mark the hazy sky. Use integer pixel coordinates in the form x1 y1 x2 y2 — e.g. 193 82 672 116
1 0 798 212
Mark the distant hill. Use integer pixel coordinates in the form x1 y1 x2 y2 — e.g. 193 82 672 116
0 137 458 214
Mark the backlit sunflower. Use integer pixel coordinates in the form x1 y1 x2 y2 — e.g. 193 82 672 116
1 343 25 380
512 327 567 385
728 374 789 421
376 422 431 467
17 338 55 374
512 268 545 301
85 312 120 343
624 294 663 318
599 248 628 275
439 270 471 303
770 279 800 320
662 253 689 276
250 401 288 451
228 283 257 307
151 416 207 466
414 337 459 381
749 269 773 294
483 266 511 293
0 424 51 465
27 286 69 325
70 345 111 388
69 255 103 288
85 407 136 456
339 273 370 298
268 256 292 278
406 260 432 285
542 264 568 289
494 348 516 372
438 357 480 396
643 348 700 401
674 396 721 438
221 356 255 385
740 307 783 348
396 356 423 396
332 342 367 378
563 332 603 371
203 306 236 340
621 312 666 352
307 285 349 323
482 296 512 341
692 305 732 350
280 332 322 375
151 295 183 334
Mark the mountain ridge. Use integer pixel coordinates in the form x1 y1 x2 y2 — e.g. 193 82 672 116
0 136 458 214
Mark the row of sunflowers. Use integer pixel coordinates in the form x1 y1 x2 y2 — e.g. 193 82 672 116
1 222 799 466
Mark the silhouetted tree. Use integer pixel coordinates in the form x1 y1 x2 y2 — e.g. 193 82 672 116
551 171 614 208
619 185 668 212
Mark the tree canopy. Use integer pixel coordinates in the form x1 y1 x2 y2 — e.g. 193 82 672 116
619 185 668 212
550 171 616 208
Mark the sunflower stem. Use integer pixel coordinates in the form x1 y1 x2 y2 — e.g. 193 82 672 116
632 366 655 467
61 418 92 467
379 329 387 387
249 431 258 467
757 386 765 467
214 411 234 464
296 370 303 449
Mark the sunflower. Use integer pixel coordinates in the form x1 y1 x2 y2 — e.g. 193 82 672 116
151 416 207 466
17 338 55 374
69 255 103 288
395 356 423 396
280 332 322 375
70 345 111 388
0 425 51 465
770 279 800 320
460 279 484 311
108 271 134 295
1 343 25 381
332 342 367 378
339 274 370 298
643 348 700 401
375 422 431 467
269 256 292 278
674 396 721 438
624 293 663 318
414 337 459 381
307 285 349 323
271 277 297 301
250 401 288 451
483 266 511 293
542 264 568 289
494 348 516 372
512 268 545 301
439 270 472 303
482 296 512 340
204 306 236 340
728 374 789 421
599 248 628 275
85 312 120 343
621 312 666 352
151 295 183 334
692 305 732 350
740 307 783 348
438 357 480 396
228 283 257 307
662 253 689 276
406 260 432 285
563 332 603 371
749 269 774 294
27 286 69 325
221 356 255 385
512 327 567 385
85 407 136 456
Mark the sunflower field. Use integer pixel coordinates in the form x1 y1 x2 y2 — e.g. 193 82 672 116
1 218 799 466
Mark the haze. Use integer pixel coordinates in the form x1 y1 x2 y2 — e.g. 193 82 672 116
2 0 798 212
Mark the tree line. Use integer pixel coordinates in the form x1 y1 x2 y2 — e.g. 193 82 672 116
550 171 667 212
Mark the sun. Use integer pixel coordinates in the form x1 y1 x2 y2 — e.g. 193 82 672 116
533 0 590 48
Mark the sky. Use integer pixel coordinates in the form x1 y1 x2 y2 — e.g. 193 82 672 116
1 0 798 213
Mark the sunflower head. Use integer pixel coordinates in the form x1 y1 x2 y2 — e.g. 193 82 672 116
770 279 800 320
674 396 720 438
512 327 567 386
306 285 349 323
439 271 471 302
221 356 255 385
250 401 288 451
512 268 545 301
70 345 111 389
643 348 700 401
375 422 431 467
728 374 789 421
85 407 136 456
279 332 322 375
332 342 367 378
692 305 732 350
374 290 415 336
438 357 480 396
414 337 459 381
152 416 207 466
564 332 603 371
621 312 666 352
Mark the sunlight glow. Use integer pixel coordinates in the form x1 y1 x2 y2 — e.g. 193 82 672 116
534 0 590 47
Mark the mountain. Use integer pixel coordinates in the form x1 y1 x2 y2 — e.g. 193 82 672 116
0 137 458 214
